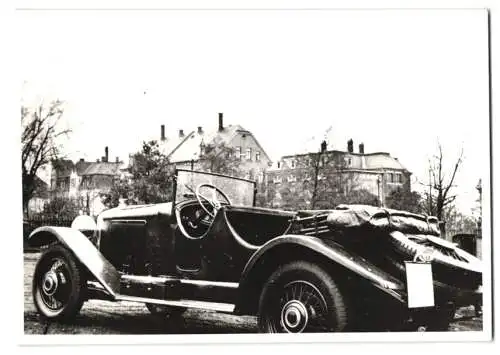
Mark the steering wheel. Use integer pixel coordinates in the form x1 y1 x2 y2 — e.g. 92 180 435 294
195 183 232 218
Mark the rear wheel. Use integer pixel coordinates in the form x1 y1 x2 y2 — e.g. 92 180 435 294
32 245 86 321
258 261 348 333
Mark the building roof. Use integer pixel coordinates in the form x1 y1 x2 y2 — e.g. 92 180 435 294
277 150 409 172
363 153 408 170
81 162 122 176
160 124 268 163
75 160 93 175
53 159 122 178
32 175 49 198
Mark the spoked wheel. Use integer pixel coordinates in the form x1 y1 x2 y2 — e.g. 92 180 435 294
258 261 348 333
32 245 86 321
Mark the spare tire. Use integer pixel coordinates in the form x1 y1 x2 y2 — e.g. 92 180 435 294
387 231 482 291
389 231 481 269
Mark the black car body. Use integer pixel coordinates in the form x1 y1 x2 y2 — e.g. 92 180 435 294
29 169 482 332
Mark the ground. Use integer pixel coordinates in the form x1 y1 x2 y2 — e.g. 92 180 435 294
23 252 482 334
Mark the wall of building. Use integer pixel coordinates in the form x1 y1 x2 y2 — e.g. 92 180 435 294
228 133 271 178
265 152 411 208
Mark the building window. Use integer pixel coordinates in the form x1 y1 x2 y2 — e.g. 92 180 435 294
388 173 394 183
255 151 261 162
236 147 242 160
287 175 296 183
246 148 252 161
277 161 281 169
291 160 296 168
257 172 264 183
274 175 282 184
395 173 403 183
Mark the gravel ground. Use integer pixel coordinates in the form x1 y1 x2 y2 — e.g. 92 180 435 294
23 252 482 335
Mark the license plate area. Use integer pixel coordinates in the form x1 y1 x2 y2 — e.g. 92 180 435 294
405 261 435 308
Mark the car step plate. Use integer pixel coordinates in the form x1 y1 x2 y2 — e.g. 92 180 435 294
115 294 235 313
119 274 181 299
405 261 435 308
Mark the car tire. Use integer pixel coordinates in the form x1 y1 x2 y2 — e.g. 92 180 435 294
257 260 348 333
145 303 187 318
32 244 86 321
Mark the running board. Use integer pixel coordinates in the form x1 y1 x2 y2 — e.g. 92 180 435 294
115 294 235 313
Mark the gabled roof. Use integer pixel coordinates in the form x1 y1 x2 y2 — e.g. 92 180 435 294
32 175 49 198
161 124 270 163
75 160 92 175
53 159 122 178
81 162 122 176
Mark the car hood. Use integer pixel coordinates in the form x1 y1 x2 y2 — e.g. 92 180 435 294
98 202 173 220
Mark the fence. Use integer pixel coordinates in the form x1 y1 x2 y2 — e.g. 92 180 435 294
23 217 74 250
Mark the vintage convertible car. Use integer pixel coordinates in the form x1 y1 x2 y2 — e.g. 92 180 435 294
28 169 482 333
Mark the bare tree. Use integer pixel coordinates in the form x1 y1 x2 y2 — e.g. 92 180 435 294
422 142 464 223
309 140 327 209
21 100 69 216
271 140 376 210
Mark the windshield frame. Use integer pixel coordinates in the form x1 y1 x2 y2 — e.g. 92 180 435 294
172 169 257 211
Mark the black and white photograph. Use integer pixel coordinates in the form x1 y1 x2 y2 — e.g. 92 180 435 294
12 2 494 347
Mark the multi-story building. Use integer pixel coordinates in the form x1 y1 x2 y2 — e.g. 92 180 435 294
265 139 412 208
155 113 272 183
49 147 124 216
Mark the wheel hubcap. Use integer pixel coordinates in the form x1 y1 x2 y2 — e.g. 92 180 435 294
281 300 309 332
37 258 71 312
265 280 330 333
42 271 59 296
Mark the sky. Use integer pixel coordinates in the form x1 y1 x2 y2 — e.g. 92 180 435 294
18 9 490 214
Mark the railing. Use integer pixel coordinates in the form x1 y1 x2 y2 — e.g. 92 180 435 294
23 217 75 251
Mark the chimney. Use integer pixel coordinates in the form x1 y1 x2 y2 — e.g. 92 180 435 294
347 139 353 153
79 158 84 163
161 124 166 141
101 156 105 162
104 146 109 162
116 156 120 163
198 126 203 134
179 129 184 137
218 113 224 131
320 140 327 153
359 143 365 154
96 158 100 163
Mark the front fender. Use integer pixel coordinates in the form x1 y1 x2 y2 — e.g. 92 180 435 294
240 234 404 291
29 226 120 298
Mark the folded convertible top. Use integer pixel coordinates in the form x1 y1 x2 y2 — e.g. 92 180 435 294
298 204 441 236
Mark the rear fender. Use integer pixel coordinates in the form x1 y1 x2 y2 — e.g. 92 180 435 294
29 226 120 298
237 235 405 313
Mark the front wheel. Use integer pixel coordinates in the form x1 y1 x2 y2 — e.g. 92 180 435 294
32 245 86 321
258 261 348 333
